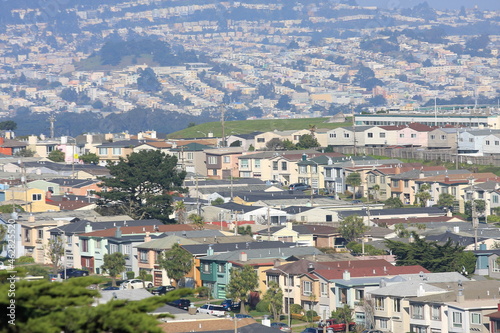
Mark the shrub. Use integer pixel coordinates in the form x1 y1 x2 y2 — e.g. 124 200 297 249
197 286 210 298
145 274 153 282
290 304 303 314
304 310 318 322
126 271 135 279
15 256 35 265
256 300 270 313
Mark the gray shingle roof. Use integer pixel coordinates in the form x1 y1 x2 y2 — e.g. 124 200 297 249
200 246 322 261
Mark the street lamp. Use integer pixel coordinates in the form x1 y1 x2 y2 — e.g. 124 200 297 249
196 130 207 137
56 227 67 280
272 267 292 329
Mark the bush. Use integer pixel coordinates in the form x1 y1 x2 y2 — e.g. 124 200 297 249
304 310 318 322
15 256 35 265
145 274 153 282
290 304 303 314
25 264 50 278
197 286 210 298
126 271 135 279
255 300 270 313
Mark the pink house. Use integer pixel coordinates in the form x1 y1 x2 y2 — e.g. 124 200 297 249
396 123 434 147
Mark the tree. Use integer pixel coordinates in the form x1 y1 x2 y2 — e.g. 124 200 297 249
158 243 193 286
211 198 224 206
438 193 455 208
371 184 380 203
137 67 161 92
101 252 126 287
415 183 431 207
48 149 65 162
0 277 193 332
226 265 258 314
275 95 292 110
297 134 320 149
346 241 385 255
92 100 104 109
96 150 187 223
339 215 368 243
345 172 362 200
465 199 486 218
188 213 204 230
394 223 410 237
138 269 150 289
384 197 404 209
266 138 285 150
60 87 78 102
174 201 187 223
44 236 65 274
14 149 35 157
79 152 99 164
0 120 17 130
262 281 283 322
385 233 475 276
331 304 353 333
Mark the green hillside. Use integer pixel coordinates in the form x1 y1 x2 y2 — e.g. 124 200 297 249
167 117 352 139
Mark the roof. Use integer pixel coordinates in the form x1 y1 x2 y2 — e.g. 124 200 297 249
48 219 163 235
339 207 445 218
97 289 153 303
411 280 500 303
77 224 194 238
158 319 277 333
49 178 100 188
374 216 464 226
368 280 446 297
314 264 429 281
200 246 322 262
134 235 200 249
181 241 297 255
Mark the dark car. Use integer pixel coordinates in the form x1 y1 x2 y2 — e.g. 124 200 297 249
102 286 119 290
168 298 191 310
300 328 322 333
59 268 89 279
220 299 240 311
270 322 291 332
151 285 175 296
235 314 253 319
289 183 311 191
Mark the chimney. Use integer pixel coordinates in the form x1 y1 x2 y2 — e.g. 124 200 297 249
207 245 214 256
308 263 314 273
302 154 307 161
457 289 465 303
497 303 500 311
85 222 92 233
417 283 425 297
28 214 35 223
144 231 151 242
115 226 122 238
453 226 459 233
286 222 293 230
480 243 487 251
239 251 248 262
343 270 351 280
274 259 281 267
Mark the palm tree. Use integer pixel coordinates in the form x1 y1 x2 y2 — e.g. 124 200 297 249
174 201 186 224
308 124 317 137
371 184 380 203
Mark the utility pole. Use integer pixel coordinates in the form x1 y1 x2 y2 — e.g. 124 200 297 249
455 126 460 170
468 177 479 250
351 105 357 156
195 175 200 217
48 114 56 139
267 206 271 241
220 105 226 148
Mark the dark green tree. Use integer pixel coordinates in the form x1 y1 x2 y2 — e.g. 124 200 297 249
437 193 455 208
48 149 65 162
0 120 17 130
14 149 35 157
137 67 161 92
211 197 224 206
91 100 104 109
158 243 193 286
465 199 486 218
346 241 385 255
266 138 285 150
101 252 126 287
385 233 475 276
60 88 78 102
297 134 320 149
384 197 404 209
96 150 187 223
275 95 292 110
331 304 353 333
226 265 258 314
339 215 368 243
79 152 99 164
415 183 431 207
345 172 362 200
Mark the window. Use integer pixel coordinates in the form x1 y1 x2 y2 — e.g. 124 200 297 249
431 305 440 320
112 147 122 155
223 156 230 163
123 244 131 255
98 148 107 155
496 141 499 146
321 282 328 296
411 303 424 319
441 135 446 140
469 138 474 142
67 235 72 245
32 194 42 201
139 250 148 263
38 230 43 239
399 133 404 138
257 138 265 143
393 298 401 312
268 274 279 284
411 134 417 138
96 240 101 249
281 162 287 171
486 140 491 145
81 239 88 252
355 289 364 301
208 156 217 165
284 275 293 286
186 152 193 160
217 263 225 273
378 318 388 329
48 186 54 192
414 326 426 333
375 297 384 310
452 312 463 328
299 166 307 174
254 160 260 168
303 281 312 296
329 133 336 138
109 244 118 253
494 195 499 204
240 159 249 168
344 133 350 138
273 161 278 170
392 180 399 187
430 135 435 139
325 169 332 177
311 165 317 174
367 133 373 138
379 132 386 138
202 263 210 274
380 176 385 183
326 215 332 222
471 312 481 324
404 180 409 188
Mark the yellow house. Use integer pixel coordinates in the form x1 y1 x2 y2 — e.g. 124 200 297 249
5 186 60 213
257 222 315 246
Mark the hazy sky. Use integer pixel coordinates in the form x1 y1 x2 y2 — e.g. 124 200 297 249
356 0 500 10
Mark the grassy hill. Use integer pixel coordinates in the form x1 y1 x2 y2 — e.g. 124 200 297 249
167 117 352 139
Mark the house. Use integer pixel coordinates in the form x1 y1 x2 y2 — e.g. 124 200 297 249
49 178 102 197
4 186 60 213
255 222 315 245
201 202 288 226
95 139 144 165
327 126 374 147
225 131 263 150
396 123 434 147
0 137 28 155
482 133 500 156
27 179 61 195
458 129 500 155
170 142 212 175
204 147 243 179
428 127 459 150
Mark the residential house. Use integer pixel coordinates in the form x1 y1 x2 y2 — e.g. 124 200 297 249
428 127 459 150
201 202 288 226
225 131 263 151
95 139 143 165
0 137 28 155
482 133 500 156
49 178 102 197
4 186 60 213
255 222 315 245
458 129 500 155
27 179 61 195
396 123 434 147
205 147 243 179
170 142 212 175
253 129 311 150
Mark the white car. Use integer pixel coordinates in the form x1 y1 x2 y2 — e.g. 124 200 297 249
121 279 153 289
197 304 227 317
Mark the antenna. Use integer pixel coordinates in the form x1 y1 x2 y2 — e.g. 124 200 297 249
48 114 56 139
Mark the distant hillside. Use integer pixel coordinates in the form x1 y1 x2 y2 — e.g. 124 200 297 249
168 117 352 139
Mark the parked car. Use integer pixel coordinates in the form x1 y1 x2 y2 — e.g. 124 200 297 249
235 314 253 319
289 183 311 191
325 318 356 332
122 279 153 289
270 322 291 332
196 304 226 317
59 268 89 279
361 330 383 333
168 299 191 310
300 328 323 333
220 299 240 311
151 285 175 296
102 286 119 290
